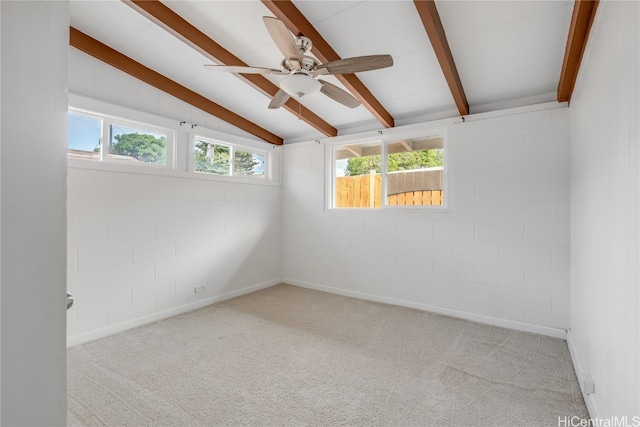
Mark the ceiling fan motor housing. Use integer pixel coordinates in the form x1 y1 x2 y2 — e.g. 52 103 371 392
280 55 319 74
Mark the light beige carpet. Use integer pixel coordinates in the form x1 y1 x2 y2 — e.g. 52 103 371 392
67 284 588 426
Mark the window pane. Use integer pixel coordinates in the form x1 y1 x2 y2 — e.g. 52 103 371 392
68 112 101 160
194 140 230 175
109 124 167 165
334 142 382 208
234 151 264 176
386 137 444 206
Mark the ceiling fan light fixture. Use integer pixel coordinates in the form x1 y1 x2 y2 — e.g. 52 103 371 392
280 74 321 99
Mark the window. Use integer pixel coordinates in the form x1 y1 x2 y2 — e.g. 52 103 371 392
108 123 167 165
194 137 266 178
67 109 173 168
67 99 278 182
194 140 231 175
332 132 446 209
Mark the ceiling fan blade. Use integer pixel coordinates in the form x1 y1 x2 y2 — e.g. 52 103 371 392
313 54 393 76
204 65 287 75
319 80 361 108
268 89 291 109
263 17 301 64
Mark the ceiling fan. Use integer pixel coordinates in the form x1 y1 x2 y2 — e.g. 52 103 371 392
204 17 393 109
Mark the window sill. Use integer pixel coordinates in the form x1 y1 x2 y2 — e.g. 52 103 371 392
67 158 281 187
326 205 453 214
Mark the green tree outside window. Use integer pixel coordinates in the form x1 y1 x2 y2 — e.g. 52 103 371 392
194 141 261 175
234 150 261 176
194 141 230 175
110 132 166 164
344 148 442 176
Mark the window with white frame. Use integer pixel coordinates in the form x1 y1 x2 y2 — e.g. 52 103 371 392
67 109 173 167
193 137 266 178
332 132 446 209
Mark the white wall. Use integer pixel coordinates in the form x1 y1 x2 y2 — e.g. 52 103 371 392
568 0 639 419
1 1 68 424
282 103 570 338
66 167 282 345
67 50 282 345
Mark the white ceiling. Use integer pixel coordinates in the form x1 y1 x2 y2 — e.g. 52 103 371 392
69 0 574 144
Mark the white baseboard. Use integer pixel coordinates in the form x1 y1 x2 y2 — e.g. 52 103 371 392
67 279 281 347
284 278 567 340
566 329 603 419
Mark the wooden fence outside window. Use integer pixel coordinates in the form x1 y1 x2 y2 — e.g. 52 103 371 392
335 169 443 208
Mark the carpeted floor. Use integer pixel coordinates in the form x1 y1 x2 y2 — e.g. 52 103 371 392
67 284 588 426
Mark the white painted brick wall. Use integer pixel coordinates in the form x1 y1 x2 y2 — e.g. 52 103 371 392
77 243 133 271
67 167 282 343
568 1 640 418
282 105 570 330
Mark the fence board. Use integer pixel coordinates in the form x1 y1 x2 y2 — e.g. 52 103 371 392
375 175 382 207
338 178 344 207
432 190 442 205
423 191 432 205
361 172 369 207
414 191 423 205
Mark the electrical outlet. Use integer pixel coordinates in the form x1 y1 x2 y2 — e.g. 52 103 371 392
582 373 595 395
194 285 205 294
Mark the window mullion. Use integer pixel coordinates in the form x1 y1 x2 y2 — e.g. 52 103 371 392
381 141 388 207
229 147 235 177
102 122 110 162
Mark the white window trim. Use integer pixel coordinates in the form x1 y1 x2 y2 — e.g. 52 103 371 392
326 123 453 212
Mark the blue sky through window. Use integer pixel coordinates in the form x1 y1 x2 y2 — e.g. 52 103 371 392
68 113 101 152
336 159 347 177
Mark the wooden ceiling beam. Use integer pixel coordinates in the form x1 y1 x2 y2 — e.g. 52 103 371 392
124 0 337 138
69 27 283 145
399 140 414 152
344 145 362 157
413 0 469 116
557 0 599 103
261 0 395 129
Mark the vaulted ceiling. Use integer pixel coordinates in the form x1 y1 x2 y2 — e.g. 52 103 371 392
69 0 598 145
